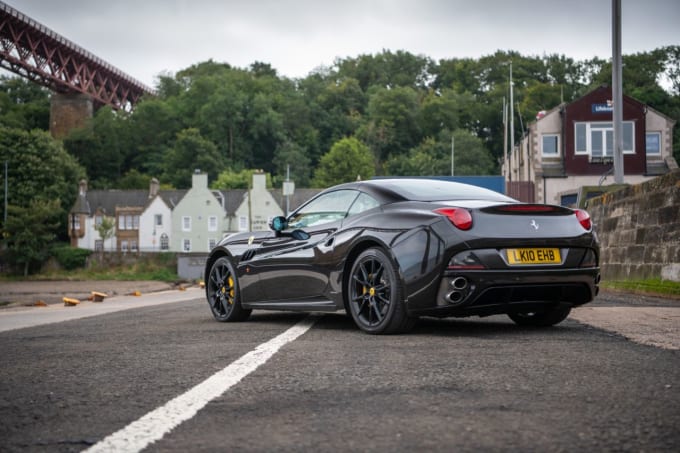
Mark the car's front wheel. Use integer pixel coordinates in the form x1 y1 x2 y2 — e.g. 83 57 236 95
347 248 415 334
507 304 571 327
206 256 251 322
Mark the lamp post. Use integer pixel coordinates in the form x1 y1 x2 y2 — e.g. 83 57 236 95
450 135 455 177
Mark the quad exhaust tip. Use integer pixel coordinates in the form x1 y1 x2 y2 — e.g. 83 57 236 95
447 277 470 305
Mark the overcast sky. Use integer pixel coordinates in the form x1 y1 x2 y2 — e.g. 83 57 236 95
5 0 680 88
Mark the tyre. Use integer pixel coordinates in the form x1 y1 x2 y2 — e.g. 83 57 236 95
206 256 251 322
347 248 415 334
507 304 572 327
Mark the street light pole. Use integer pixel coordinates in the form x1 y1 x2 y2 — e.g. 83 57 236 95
612 0 624 184
3 161 7 225
451 135 454 177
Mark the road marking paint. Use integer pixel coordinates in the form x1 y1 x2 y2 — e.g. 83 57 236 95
84 315 319 453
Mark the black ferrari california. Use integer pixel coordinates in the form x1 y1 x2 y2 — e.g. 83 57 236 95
204 179 600 334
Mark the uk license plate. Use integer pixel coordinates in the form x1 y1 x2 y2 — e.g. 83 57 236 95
506 248 561 265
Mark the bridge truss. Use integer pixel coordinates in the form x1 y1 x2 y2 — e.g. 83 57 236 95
0 1 154 110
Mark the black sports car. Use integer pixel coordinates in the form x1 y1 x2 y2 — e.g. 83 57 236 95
204 179 600 334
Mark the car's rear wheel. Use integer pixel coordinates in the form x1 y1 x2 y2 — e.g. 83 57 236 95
347 248 415 334
507 304 571 327
206 256 251 322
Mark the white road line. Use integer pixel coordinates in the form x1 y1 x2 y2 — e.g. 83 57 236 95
84 315 319 453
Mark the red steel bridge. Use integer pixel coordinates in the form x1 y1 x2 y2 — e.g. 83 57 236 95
0 1 154 111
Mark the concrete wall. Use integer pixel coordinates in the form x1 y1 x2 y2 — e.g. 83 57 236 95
586 170 680 282
177 253 207 280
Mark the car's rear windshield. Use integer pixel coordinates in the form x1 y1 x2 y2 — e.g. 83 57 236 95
374 179 515 203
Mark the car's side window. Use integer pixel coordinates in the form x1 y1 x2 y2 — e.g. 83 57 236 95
347 192 380 217
288 190 359 229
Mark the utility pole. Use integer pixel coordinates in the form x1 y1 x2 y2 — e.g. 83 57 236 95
450 135 455 177
3 161 7 225
612 0 624 183
509 61 514 182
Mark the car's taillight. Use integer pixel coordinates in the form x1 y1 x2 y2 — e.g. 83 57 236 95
435 207 473 230
575 209 592 230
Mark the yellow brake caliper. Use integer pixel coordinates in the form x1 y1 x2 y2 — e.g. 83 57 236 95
220 276 235 305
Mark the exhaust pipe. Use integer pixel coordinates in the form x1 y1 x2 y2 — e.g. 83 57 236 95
451 277 468 290
449 291 463 303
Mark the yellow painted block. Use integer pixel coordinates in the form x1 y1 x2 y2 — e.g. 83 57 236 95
63 297 80 306
91 291 107 302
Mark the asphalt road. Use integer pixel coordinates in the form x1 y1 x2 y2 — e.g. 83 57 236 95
0 289 678 452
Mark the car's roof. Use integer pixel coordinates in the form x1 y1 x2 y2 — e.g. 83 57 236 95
332 178 515 203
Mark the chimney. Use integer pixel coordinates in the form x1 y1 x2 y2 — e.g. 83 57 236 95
149 177 159 198
79 179 87 196
252 170 266 191
191 171 208 189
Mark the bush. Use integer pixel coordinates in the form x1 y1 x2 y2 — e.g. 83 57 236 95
50 245 92 270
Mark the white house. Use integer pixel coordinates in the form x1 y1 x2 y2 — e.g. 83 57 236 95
233 172 284 232
171 172 227 253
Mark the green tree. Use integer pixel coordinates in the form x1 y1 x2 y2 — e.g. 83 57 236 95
385 130 495 177
118 169 151 190
163 128 223 188
3 199 61 276
361 86 421 164
0 127 85 240
212 168 272 190
0 76 50 131
95 216 115 252
62 106 129 188
273 141 312 187
312 137 375 187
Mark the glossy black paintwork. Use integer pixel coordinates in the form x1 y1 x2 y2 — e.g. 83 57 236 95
204 179 600 317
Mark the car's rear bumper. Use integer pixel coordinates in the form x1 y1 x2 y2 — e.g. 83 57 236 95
407 267 600 318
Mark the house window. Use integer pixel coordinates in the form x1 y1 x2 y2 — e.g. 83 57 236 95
72 214 80 230
182 216 191 232
646 132 661 155
95 240 103 251
95 215 103 226
160 233 169 250
183 239 191 252
208 216 218 232
131 240 138 252
208 238 217 250
574 121 635 157
239 216 248 231
121 240 129 252
541 134 559 156
155 214 163 226
125 215 133 230
118 216 125 230
132 215 139 230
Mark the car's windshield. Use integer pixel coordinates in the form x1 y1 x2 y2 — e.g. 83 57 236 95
288 189 359 228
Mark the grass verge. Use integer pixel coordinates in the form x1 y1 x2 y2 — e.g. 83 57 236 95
601 278 680 299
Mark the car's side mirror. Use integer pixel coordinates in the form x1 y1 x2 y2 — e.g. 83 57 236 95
269 216 288 232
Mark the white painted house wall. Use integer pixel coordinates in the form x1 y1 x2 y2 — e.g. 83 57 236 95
139 196 172 252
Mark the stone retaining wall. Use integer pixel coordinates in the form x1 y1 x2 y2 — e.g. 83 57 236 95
586 170 680 282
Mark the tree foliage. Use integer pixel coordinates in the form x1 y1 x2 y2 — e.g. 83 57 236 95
313 137 375 187
2 46 679 190
95 216 116 252
4 199 61 276
0 127 86 239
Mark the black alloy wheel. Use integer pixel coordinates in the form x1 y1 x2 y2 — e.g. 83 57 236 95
348 248 414 334
507 304 572 327
206 256 251 322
